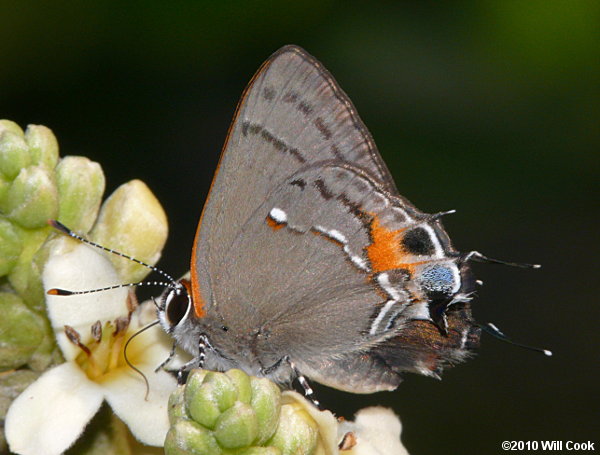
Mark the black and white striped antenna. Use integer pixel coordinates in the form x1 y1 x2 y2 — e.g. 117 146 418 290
46 219 179 296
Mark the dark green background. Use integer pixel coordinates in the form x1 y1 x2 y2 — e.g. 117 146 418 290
3 1 598 453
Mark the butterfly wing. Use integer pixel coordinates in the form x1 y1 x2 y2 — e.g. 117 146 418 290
191 45 479 392
193 45 397 291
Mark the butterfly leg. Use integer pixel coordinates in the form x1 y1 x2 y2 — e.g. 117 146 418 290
197 332 215 368
268 356 321 409
175 358 198 384
260 355 287 376
174 333 212 384
288 359 321 409
154 342 177 373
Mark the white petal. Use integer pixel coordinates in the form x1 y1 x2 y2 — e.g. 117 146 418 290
5 363 104 455
43 237 129 358
340 407 409 455
125 313 187 367
102 368 177 446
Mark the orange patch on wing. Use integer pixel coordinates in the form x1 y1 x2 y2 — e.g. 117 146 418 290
183 277 206 319
366 215 408 272
366 215 427 274
266 215 285 230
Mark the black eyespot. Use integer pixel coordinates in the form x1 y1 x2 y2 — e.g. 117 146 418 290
402 227 435 256
165 289 191 327
221 325 229 332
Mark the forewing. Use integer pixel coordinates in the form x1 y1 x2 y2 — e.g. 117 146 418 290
193 45 398 304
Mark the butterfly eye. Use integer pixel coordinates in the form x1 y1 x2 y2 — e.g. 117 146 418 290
164 288 192 327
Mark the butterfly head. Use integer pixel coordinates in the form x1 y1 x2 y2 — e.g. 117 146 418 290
158 279 193 335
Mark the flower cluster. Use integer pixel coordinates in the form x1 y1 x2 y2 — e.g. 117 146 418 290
1 119 409 455
165 369 339 455
1 119 173 454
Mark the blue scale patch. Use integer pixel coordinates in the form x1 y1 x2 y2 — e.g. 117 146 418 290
420 264 456 295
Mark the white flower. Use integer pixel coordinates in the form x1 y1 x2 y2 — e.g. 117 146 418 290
5 236 178 455
278 391 409 455
338 407 409 455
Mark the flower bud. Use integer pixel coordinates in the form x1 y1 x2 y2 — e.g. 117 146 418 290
226 368 253 404
214 401 259 448
235 448 282 455
9 229 52 311
0 120 25 137
166 369 339 455
276 392 338 455
267 400 318 455
24 125 59 170
168 386 188 424
55 156 105 233
90 179 167 283
250 377 281 444
0 293 45 370
164 420 223 455
0 131 30 181
0 217 22 277
185 370 237 429
3 165 58 229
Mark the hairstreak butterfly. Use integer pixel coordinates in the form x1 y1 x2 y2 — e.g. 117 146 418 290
51 45 547 402
161 44 483 394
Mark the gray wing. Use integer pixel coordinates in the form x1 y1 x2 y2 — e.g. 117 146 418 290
192 46 479 392
211 162 456 388
194 45 398 302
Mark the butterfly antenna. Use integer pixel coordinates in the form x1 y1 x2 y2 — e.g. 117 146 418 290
430 209 456 221
48 219 177 283
481 322 552 357
124 320 161 400
463 250 541 269
47 281 175 296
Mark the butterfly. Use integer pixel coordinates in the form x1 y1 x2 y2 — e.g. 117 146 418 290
155 45 483 397
51 45 545 403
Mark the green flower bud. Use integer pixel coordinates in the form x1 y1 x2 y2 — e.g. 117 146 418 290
24 319 58 373
55 156 105 233
280 393 339 455
214 401 259 449
0 131 30 181
226 368 253 404
8 225 51 311
169 386 189 424
267 401 318 455
250 377 281 444
90 179 167 283
0 122 24 207
0 217 22 277
0 293 45 370
166 369 338 455
0 120 25 137
24 124 59 170
0 174 10 204
236 448 282 455
185 371 237 429
3 165 58 229
165 420 223 455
